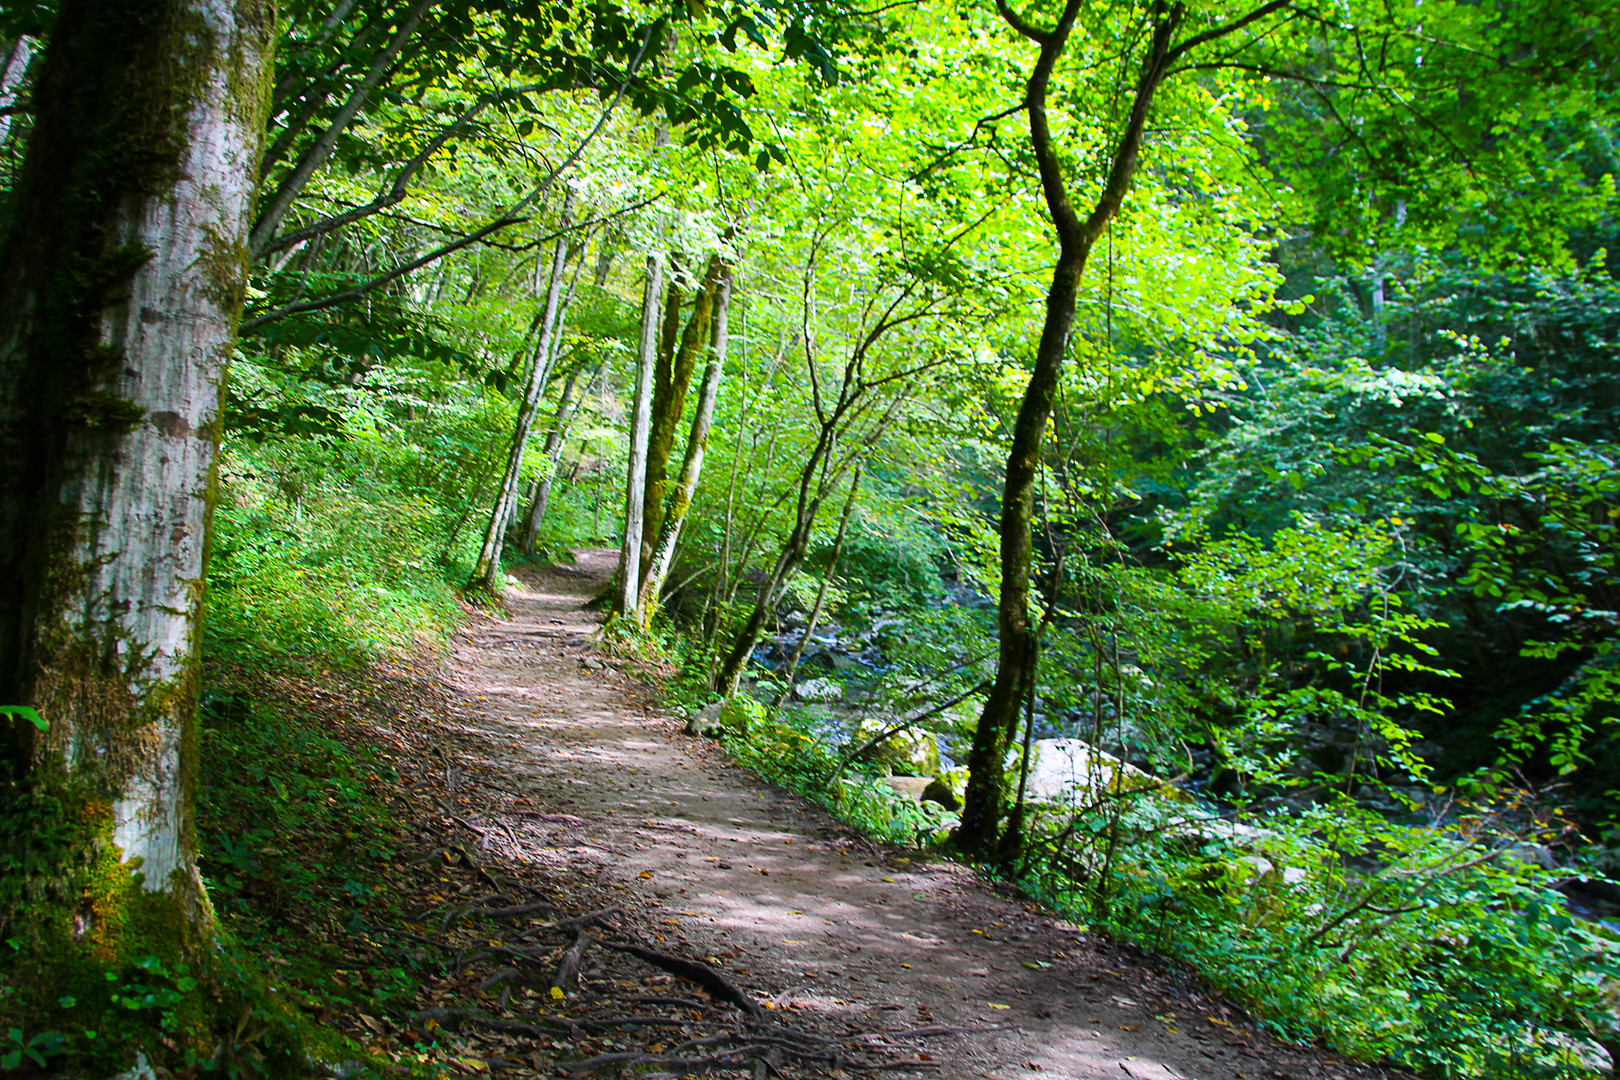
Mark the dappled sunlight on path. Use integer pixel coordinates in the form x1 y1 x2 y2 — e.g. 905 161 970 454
433 549 1402 1080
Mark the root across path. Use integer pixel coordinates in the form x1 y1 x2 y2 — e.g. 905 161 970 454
397 550 1410 1080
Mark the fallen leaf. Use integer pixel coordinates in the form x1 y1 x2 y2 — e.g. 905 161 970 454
882 876 895 882
1119 1024 1140 1032
549 987 565 1000
639 871 653 879
1207 1015 1229 1026
988 1003 1011 1010
900 962 911 969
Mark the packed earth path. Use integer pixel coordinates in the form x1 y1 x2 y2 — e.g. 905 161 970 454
422 550 1413 1080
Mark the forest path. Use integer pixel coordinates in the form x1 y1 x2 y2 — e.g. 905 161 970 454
437 550 1369 1080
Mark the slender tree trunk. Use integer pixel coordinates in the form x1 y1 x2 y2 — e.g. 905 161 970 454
520 359 599 553
0 35 33 146
506 244 587 544
636 263 734 624
713 389 908 696
772 465 862 708
617 254 663 617
0 0 274 991
957 0 1222 859
639 252 725 588
248 0 432 256
470 191 576 591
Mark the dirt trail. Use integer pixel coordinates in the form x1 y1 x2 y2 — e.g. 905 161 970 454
435 550 1392 1080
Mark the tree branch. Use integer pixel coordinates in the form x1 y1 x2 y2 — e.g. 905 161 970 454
252 0 436 257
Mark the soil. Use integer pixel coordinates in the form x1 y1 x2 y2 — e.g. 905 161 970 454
303 549 1419 1080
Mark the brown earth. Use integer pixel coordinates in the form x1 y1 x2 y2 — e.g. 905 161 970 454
396 548 1413 1080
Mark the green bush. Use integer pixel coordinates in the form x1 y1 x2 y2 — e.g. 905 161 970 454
720 706 959 847
1019 791 1620 1078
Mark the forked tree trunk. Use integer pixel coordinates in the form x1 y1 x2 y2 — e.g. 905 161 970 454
635 264 734 625
470 191 576 591
617 254 663 617
0 0 274 979
772 465 861 707
956 0 1285 860
519 359 600 553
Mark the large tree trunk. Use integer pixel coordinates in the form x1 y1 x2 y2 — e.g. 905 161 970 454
957 0 1257 860
0 0 274 986
617 254 663 617
635 263 734 625
469 190 576 591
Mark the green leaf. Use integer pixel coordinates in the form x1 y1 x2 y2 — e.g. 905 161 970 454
0 706 45 731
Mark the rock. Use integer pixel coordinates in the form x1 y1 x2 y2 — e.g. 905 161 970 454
579 656 606 671
1503 842 1557 870
868 726 940 777
684 701 724 737
885 776 931 802
922 776 961 811
1022 738 1184 804
827 651 867 671
794 677 843 703
719 695 765 736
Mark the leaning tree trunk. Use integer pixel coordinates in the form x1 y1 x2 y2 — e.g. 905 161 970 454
635 263 734 625
956 0 1195 860
772 465 861 708
0 35 33 146
0 0 274 992
469 191 576 591
519 359 600 553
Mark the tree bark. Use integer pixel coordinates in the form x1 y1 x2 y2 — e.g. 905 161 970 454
0 0 274 974
0 35 33 146
636 263 734 625
955 0 1183 859
639 252 725 588
617 254 663 617
772 465 862 708
469 190 576 592
519 359 600 553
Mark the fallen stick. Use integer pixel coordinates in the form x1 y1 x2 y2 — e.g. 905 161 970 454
596 939 765 1019
879 1024 1012 1039
552 929 590 992
480 898 556 919
511 811 587 825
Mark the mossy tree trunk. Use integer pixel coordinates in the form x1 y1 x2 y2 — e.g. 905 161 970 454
637 252 726 592
0 0 275 981
635 262 734 625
